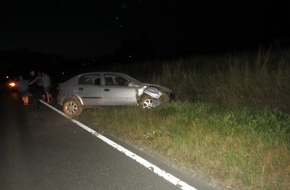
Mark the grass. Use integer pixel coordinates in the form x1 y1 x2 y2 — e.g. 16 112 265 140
77 46 290 190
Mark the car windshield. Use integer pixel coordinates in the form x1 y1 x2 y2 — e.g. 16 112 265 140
121 74 143 86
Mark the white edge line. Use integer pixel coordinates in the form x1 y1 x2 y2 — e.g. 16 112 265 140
40 100 197 190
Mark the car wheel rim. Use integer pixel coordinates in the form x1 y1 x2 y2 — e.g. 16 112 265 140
143 99 153 109
65 101 78 115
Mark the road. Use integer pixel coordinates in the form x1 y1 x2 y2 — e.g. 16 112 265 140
0 90 219 190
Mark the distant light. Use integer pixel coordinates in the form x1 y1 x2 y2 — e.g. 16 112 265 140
62 72 65 75
9 82 16 87
6 76 9 79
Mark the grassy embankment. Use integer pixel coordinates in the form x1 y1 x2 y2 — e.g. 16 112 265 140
78 47 290 190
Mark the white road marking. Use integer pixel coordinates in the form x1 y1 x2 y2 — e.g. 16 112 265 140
40 100 197 190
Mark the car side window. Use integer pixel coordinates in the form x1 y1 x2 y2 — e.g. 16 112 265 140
79 76 93 85
115 76 128 86
105 77 114 86
104 74 129 86
94 78 101 85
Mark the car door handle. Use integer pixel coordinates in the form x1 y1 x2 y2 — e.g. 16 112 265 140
79 87 84 91
104 89 110 92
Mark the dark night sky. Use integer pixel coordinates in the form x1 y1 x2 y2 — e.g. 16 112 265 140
1 0 289 60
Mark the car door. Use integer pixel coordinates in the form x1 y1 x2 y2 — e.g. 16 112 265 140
76 74 104 106
102 74 137 106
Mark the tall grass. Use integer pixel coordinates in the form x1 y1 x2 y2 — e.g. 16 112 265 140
78 47 290 189
149 47 290 112
79 103 290 190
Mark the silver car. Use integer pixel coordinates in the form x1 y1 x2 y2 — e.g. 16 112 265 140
57 72 173 117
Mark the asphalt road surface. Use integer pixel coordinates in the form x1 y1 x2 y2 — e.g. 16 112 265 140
0 90 219 190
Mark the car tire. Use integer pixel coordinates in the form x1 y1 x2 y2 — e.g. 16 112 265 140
140 94 154 109
63 97 83 117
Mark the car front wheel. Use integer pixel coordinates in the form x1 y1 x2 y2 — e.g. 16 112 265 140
63 97 83 117
140 95 155 109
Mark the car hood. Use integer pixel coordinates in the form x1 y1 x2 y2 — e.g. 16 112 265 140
142 83 172 93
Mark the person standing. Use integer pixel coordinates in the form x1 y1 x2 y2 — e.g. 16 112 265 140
29 70 42 105
16 75 30 105
41 72 52 103
36 71 44 100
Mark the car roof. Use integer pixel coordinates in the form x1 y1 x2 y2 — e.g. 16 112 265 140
74 72 131 78
67 72 142 84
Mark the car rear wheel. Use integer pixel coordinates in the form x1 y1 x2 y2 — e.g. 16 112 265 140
63 97 83 117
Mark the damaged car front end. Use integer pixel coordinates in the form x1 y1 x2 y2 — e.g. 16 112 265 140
137 85 172 109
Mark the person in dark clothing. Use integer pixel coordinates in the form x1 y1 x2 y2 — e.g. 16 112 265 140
29 70 43 105
16 75 30 105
